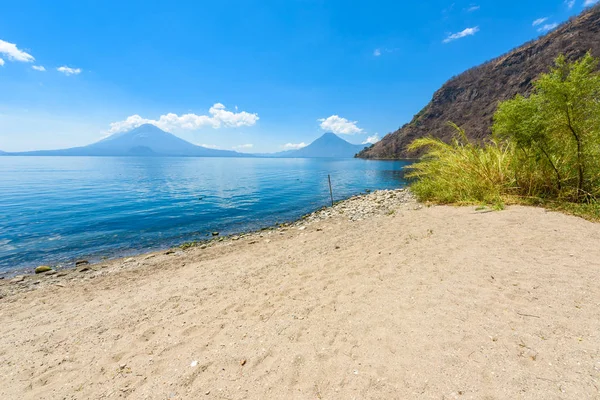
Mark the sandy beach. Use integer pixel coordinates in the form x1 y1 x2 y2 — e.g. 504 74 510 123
1 189 599 399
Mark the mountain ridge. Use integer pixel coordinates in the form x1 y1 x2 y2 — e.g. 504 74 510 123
358 4 600 159
275 132 366 158
0 126 366 158
1 124 250 157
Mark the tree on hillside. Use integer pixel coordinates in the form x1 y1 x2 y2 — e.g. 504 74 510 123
493 52 600 201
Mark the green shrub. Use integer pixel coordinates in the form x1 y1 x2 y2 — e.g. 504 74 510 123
408 53 600 213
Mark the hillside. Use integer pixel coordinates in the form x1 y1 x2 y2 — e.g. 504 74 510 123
3 124 249 157
358 5 600 159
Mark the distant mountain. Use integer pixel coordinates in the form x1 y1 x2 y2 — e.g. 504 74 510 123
3 124 250 157
358 4 600 159
267 133 366 158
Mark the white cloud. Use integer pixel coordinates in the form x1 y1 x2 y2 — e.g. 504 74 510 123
565 0 576 8
0 39 35 62
57 66 82 75
538 23 559 32
0 58 4 66
199 144 220 149
233 144 253 150
532 17 548 26
443 26 480 43
362 134 381 145
373 47 399 57
32 65 46 71
318 115 363 135
282 142 307 150
466 5 480 12
108 103 259 133
584 0 599 6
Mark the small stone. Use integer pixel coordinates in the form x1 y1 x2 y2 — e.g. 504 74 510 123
124 257 135 263
45 270 57 276
200 245 207 249
35 265 53 274
240 359 247 366
205 390 210 395
10 275 25 283
212 232 219 236
75 260 89 267
78 266 90 273
165 249 175 255
190 360 198 367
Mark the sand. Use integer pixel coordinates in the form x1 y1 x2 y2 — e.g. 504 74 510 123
1 190 599 399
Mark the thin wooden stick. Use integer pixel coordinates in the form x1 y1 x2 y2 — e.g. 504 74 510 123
328 174 334 207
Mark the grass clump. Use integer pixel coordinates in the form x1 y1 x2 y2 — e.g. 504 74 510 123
407 123 513 209
407 53 600 220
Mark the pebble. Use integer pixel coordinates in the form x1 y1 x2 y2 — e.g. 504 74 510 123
75 260 89 267
292 188 416 225
34 266 52 274
10 275 25 284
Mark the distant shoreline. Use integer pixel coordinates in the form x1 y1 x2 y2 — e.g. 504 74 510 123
0 154 411 160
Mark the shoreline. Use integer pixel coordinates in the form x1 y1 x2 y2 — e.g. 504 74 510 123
0 187 411 280
0 188 416 294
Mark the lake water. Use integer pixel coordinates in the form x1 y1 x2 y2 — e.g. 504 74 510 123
0 157 411 274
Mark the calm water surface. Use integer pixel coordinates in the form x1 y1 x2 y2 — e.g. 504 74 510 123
0 157 410 273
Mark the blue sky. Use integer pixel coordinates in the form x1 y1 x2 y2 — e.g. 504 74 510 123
0 0 596 153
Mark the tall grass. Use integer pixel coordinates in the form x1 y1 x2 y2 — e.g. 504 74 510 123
407 124 514 208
